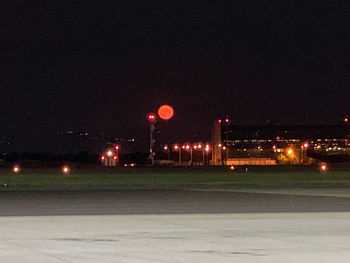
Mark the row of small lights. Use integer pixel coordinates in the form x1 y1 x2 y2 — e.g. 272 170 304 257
163 144 211 152
12 165 71 175
10 161 329 174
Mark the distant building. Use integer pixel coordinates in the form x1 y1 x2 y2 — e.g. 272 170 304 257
212 121 350 165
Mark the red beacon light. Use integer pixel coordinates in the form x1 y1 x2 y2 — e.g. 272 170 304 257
113 156 118 160
115 145 120 150
62 165 70 174
303 143 309 148
147 113 156 121
320 163 328 172
13 165 20 174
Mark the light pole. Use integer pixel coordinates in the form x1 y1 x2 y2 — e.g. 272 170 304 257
147 113 157 166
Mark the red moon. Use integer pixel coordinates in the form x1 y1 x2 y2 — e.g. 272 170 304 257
158 105 174 120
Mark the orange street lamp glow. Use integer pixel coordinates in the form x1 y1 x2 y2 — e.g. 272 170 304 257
158 105 174 120
287 148 293 155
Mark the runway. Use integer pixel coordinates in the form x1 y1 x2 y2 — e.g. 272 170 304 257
1 189 350 216
1 189 350 262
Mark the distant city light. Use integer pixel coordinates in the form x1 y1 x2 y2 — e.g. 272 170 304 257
276 136 280 140
345 118 349 123
198 144 202 149
218 119 222 123
174 145 179 150
225 118 230 123
287 148 293 155
185 145 190 150
113 156 118 160
101 156 105 160
107 150 113 157
115 145 120 150
194 145 198 149
303 143 309 148
218 144 222 148
164 145 168 150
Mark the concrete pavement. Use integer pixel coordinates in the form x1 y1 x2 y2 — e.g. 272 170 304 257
1 189 350 262
1 213 350 262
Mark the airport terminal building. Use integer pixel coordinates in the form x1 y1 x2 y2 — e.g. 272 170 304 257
212 120 350 165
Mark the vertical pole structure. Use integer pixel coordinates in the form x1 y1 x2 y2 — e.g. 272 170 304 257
149 122 155 166
179 148 182 166
190 147 193 166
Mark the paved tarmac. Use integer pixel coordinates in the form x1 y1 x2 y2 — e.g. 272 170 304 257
1 189 350 216
1 189 350 262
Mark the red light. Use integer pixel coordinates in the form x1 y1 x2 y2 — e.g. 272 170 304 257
276 136 280 140
13 165 20 173
113 156 118 160
218 119 222 123
115 145 120 150
194 145 197 149
101 156 105 160
186 145 190 150
182 145 185 149
62 166 70 174
345 118 348 123
174 145 179 150
225 118 229 123
147 113 156 121
320 163 327 172
303 143 309 148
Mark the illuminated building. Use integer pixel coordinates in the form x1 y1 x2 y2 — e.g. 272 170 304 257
212 121 350 165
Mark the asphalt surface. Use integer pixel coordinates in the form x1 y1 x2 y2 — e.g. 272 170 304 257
1 189 350 216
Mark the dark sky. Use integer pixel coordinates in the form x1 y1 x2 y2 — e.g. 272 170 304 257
1 1 350 150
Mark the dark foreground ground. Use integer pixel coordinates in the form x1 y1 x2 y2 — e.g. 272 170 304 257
1 189 350 216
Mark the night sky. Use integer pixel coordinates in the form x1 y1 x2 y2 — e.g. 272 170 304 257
2 1 350 151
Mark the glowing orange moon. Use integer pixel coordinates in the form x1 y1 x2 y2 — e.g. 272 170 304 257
158 105 174 120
